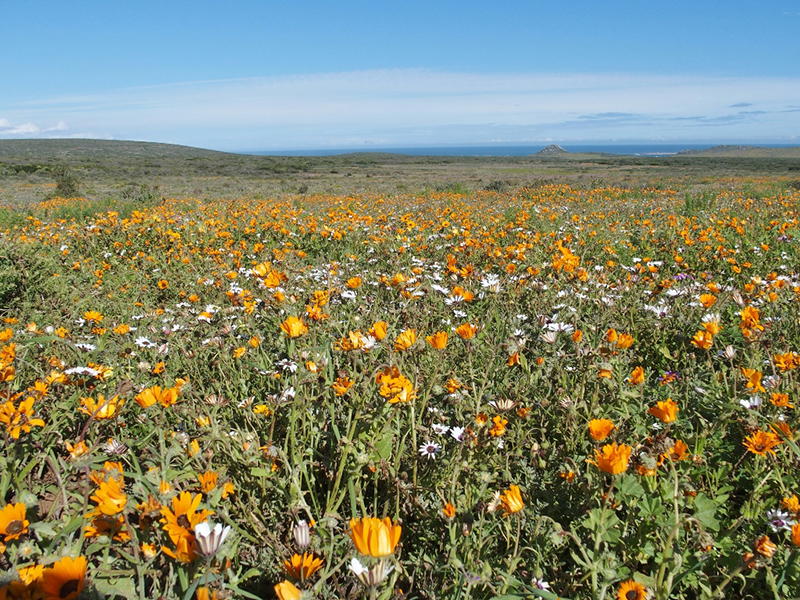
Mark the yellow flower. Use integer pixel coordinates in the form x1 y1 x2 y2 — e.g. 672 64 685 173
40 556 86 600
500 484 524 515
425 330 449 349
394 329 417 351
346 276 362 288
80 394 124 420
280 316 308 338
274 580 301 600
0 502 29 541
588 419 615 441
348 516 402 557
590 442 632 475
648 399 678 423
370 321 388 340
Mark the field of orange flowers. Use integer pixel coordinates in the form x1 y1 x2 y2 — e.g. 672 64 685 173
0 179 799 599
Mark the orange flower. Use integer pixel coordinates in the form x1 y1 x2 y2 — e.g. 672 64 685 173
793 524 800 547
628 366 645 385
376 366 417 404
588 419 615 441
615 333 634 349
743 430 782 457
443 502 456 519
198 471 218 493
617 580 647 600
605 328 618 344
282 551 323 580
332 377 355 396
589 442 632 475
425 331 449 349
84 311 104 323
571 329 583 343
699 294 717 308
507 351 520 366
348 516 402 557
89 477 128 516
741 368 766 394
0 502 29 541
135 385 179 408
662 439 690 462
754 535 778 558
691 330 714 350
160 491 213 544
40 556 86 600
770 393 793 408
488 415 508 437
648 399 678 423
280 316 308 338
346 276 362 289
0 397 45 439
455 322 478 340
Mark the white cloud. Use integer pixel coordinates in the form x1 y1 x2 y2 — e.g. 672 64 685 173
3 70 800 149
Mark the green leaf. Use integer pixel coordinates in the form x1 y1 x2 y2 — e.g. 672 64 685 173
693 493 720 532
617 475 645 499
94 577 138 600
249 467 273 477
28 521 57 539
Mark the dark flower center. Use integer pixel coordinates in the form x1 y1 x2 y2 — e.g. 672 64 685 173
59 579 80 599
626 590 639 600
6 519 23 534
177 514 191 529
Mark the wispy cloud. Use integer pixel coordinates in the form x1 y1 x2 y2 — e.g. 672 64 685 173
3 70 800 149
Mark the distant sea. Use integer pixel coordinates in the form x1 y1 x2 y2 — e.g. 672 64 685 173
246 143 794 157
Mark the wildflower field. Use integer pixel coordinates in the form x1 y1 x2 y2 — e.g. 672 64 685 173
1 177 800 600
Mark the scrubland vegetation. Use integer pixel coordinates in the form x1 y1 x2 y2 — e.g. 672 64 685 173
1 142 800 599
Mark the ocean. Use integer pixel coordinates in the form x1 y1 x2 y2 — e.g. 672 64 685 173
245 143 794 157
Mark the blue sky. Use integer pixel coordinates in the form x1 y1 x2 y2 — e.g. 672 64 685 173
2 1 800 151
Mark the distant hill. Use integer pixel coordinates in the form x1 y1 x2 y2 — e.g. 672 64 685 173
535 144 568 155
0 139 232 160
676 145 800 158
